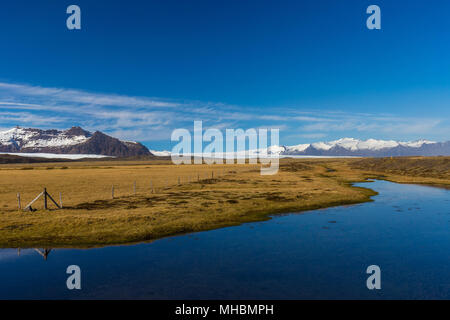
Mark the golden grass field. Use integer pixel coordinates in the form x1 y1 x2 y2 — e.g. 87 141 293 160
0 157 448 247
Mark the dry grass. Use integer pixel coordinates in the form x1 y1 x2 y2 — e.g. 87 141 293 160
0 156 448 248
350 156 450 187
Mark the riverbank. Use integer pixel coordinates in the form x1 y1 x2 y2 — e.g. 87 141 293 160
0 157 448 248
350 156 450 188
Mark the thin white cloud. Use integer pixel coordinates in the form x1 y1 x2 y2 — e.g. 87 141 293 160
0 82 179 108
0 81 447 145
0 111 66 125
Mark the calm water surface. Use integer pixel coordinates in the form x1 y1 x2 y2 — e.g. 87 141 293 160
0 180 449 299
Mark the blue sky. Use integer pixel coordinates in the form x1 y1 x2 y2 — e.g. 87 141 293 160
0 0 449 150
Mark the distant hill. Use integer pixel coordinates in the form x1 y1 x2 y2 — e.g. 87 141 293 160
0 126 152 157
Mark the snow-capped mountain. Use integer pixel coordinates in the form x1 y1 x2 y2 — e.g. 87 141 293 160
0 126 91 149
0 127 152 157
152 137 450 157
280 138 450 157
2 127 448 158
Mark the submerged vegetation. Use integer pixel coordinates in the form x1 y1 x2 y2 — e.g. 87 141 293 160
0 157 448 247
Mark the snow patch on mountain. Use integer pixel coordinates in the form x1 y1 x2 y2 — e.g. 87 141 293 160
265 145 286 154
399 139 435 148
150 150 171 157
309 138 396 151
285 143 309 152
305 138 435 151
0 127 90 148
0 127 33 146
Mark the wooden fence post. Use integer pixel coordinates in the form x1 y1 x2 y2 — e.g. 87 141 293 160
45 191 61 209
178 177 180 185
112 185 115 199
43 188 48 210
23 191 44 212
133 181 136 195
17 193 21 210
59 192 63 209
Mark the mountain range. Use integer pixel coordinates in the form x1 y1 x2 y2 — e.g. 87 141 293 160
0 127 449 158
156 138 450 157
0 127 152 157
276 138 450 157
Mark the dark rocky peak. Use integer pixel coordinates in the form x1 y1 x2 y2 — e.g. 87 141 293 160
65 126 92 137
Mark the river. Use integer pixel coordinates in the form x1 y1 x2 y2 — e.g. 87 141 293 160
0 180 449 299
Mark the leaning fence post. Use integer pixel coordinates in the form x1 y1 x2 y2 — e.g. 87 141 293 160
17 193 21 210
